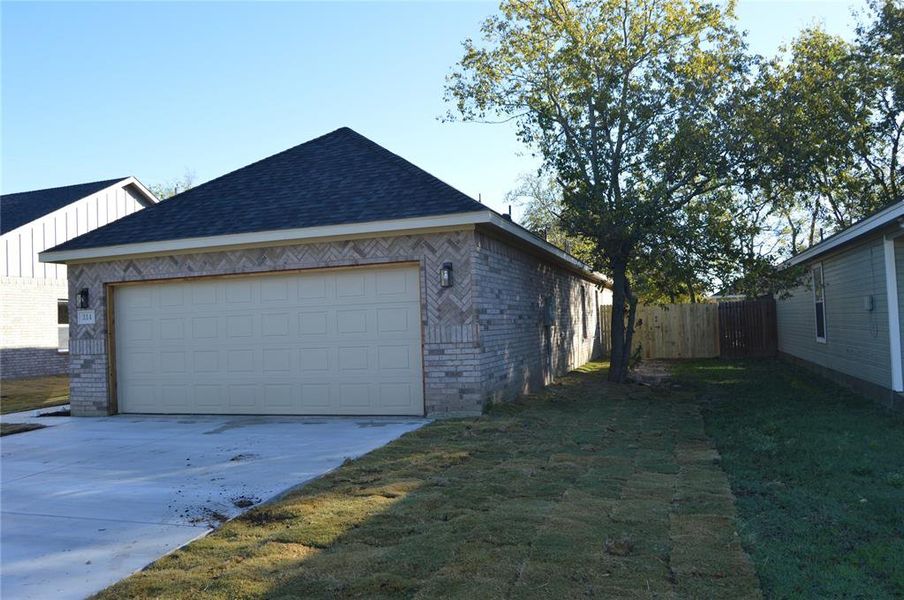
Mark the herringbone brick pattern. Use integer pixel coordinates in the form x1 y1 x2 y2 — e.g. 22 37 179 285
67 231 481 416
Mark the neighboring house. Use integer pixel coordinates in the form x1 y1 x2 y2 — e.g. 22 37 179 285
1 178 158 379
776 201 904 408
41 128 612 418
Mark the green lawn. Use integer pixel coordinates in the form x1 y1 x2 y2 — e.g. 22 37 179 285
672 359 904 599
95 362 759 599
0 375 69 414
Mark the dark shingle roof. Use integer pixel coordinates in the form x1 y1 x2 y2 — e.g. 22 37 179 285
48 128 486 253
1 178 127 235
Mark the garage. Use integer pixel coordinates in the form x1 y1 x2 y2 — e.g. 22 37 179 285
113 264 424 416
42 128 608 418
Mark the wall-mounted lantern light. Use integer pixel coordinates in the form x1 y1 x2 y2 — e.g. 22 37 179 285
439 262 453 288
77 288 90 309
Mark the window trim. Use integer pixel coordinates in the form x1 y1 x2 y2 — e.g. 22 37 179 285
580 286 588 339
812 264 827 343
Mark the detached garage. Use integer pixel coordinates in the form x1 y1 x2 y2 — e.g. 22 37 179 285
41 128 609 417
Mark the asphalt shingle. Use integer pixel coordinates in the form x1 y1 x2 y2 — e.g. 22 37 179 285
1 178 127 235
48 128 486 253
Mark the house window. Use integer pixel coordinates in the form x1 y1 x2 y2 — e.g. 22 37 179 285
57 299 68 325
581 286 588 338
595 289 600 341
813 264 826 342
57 299 69 352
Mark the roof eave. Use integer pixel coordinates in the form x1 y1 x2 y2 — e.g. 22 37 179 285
1 177 158 237
39 209 608 286
785 201 904 267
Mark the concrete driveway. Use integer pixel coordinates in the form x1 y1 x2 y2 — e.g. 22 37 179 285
0 410 426 600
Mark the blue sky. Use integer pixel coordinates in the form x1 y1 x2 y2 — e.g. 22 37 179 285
2 1 864 220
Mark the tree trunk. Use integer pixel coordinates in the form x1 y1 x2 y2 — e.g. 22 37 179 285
621 279 638 377
607 260 637 383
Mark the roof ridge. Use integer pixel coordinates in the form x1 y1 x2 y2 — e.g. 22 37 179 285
158 128 356 204
337 128 485 210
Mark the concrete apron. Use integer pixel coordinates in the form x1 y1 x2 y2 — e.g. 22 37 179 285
1 413 427 600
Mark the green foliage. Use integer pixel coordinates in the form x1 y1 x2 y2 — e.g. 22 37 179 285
148 170 195 200
446 0 750 379
740 0 903 256
505 172 594 263
446 0 747 264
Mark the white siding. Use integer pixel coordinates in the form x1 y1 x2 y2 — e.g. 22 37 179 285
0 184 148 280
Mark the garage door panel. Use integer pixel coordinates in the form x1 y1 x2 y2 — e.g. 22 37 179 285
192 316 218 339
300 347 330 371
299 311 329 335
160 352 187 374
380 383 416 408
194 385 223 409
262 313 291 336
300 383 332 408
116 265 424 415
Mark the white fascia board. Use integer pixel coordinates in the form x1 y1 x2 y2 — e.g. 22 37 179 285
122 176 160 206
40 211 492 263
786 201 904 266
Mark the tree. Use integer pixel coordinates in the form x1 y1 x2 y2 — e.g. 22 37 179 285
446 0 750 382
148 170 196 200
854 0 903 205
506 173 594 263
739 3 902 258
744 28 882 249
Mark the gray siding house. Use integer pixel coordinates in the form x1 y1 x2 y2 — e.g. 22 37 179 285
0 178 157 379
776 201 904 407
40 128 611 418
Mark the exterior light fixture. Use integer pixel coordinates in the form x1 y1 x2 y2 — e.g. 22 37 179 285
440 262 453 288
77 288 90 309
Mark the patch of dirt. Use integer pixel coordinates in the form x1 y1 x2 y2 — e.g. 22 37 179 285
629 361 673 386
604 537 635 556
232 496 260 509
229 453 259 462
188 508 230 527
37 409 70 417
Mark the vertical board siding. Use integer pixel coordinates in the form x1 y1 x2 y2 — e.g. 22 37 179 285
0 185 146 280
776 236 892 388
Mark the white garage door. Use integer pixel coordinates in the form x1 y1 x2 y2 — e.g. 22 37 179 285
114 264 424 415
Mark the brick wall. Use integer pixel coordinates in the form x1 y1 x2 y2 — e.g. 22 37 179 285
65 229 603 417
474 230 603 404
65 232 481 416
0 277 69 379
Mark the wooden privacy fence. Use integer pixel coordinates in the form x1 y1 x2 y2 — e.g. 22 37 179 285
717 298 778 358
600 303 720 359
598 298 777 360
